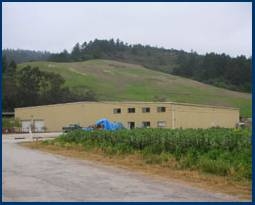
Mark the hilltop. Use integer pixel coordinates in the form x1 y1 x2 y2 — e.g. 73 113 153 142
48 39 251 93
18 59 251 117
4 39 252 93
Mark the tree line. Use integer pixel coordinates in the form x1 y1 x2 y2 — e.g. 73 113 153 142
173 51 251 92
48 39 252 93
2 56 95 112
3 39 252 92
3 49 51 64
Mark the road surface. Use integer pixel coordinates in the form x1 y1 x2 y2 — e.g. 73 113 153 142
2 135 241 202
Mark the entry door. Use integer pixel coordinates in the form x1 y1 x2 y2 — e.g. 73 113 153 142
21 121 31 133
34 120 45 132
128 122 135 129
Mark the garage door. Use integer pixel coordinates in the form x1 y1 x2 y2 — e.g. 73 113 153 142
21 120 31 133
34 120 45 132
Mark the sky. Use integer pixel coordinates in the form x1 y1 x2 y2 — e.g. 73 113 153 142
2 2 252 57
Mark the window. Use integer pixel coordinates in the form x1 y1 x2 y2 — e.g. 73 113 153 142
113 108 121 114
128 108 136 113
142 107 150 113
142 121 150 128
157 121 166 128
157 106 166 112
128 122 135 129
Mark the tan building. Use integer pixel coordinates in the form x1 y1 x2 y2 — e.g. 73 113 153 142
15 101 239 132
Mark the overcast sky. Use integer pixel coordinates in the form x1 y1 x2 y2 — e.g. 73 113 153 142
2 2 252 57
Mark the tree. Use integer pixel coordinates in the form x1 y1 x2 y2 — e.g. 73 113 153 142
2 55 7 73
2 75 18 111
71 43 82 61
2 58 18 111
17 66 41 106
46 39 251 92
2 49 51 64
7 60 17 76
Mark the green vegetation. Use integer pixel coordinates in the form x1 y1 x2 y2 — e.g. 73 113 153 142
3 49 50 64
46 39 251 93
44 128 251 181
2 117 21 129
18 60 252 117
3 40 251 93
3 58 95 112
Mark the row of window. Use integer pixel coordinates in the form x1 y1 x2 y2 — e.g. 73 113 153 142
113 107 166 114
128 121 166 129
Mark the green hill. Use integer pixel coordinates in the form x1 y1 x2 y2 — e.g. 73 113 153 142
18 59 251 117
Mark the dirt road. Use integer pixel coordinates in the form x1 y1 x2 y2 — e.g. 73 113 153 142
2 136 241 202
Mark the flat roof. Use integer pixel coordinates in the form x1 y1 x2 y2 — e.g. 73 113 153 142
15 101 239 111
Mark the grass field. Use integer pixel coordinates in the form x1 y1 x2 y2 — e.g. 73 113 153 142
18 59 252 117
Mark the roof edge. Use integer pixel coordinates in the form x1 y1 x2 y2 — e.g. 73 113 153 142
14 101 239 111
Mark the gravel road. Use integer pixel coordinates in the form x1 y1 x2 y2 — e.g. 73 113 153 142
2 135 241 202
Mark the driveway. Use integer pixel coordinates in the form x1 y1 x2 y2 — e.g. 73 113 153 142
2 136 241 202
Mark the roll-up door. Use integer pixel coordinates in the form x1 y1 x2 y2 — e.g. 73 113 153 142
34 120 45 132
21 120 31 132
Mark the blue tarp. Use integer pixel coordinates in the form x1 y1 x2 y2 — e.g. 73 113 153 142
95 118 124 131
82 118 124 131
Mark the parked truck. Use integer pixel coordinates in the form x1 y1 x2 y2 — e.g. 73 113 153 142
62 124 82 133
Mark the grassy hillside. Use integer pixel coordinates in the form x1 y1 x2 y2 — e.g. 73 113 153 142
18 59 251 117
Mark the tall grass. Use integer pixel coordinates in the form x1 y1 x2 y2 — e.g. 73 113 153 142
45 128 251 180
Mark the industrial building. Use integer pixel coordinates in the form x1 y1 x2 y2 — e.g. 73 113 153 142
15 101 239 132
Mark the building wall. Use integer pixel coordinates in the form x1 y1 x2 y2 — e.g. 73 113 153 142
15 102 172 132
15 101 239 132
172 104 239 129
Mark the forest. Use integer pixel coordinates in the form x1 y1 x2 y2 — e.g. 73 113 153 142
3 49 51 64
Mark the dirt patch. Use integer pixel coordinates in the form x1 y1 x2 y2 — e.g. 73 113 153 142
21 142 251 200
